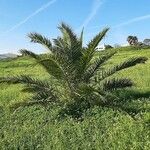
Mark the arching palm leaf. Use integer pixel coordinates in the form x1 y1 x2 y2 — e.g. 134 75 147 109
102 78 133 91
83 51 116 82
28 32 52 50
100 57 148 81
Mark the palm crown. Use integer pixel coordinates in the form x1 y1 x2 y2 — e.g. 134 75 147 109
0 23 148 116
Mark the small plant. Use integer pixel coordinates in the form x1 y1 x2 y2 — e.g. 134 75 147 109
0 23 148 118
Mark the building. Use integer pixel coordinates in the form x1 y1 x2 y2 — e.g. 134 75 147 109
96 44 105 51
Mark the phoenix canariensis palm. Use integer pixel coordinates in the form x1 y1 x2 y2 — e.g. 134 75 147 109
0 23 148 117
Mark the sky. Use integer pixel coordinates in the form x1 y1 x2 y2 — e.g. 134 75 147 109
0 0 150 54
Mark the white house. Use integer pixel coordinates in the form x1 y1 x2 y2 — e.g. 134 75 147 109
96 44 105 51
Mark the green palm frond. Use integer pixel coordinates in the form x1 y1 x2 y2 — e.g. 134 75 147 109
20 49 65 80
87 28 109 51
58 22 78 46
0 75 58 103
53 38 82 66
100 57 148 80
53 37 76 63
39 56 65 80
22 84 63 103
22 86 45 93
38 56 76 90
29 91 57 102
10 98 55 110
79 28 109 75
0 75 48 86
39 53 78 92
84 28 109 61
79 28 84 47
28 32 52 50
20 49 39 59
102 78 133 91
0 75 54 92
58 23 83 64
53 37 68 53
83 51 116 82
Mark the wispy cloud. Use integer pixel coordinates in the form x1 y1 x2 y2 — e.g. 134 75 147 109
76 0 104 31
113 14 150 28
4 0 58 34
88 13 150 31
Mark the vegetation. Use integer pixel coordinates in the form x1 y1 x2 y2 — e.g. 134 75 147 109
143 39 150 46
127 36 150 50
0 24 150 149
0 23 148 118
127 35 138 46
0 46 150 149
105 44 113 49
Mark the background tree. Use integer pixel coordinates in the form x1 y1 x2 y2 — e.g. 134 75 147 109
0 23 148 118
127 36 138 46
114 44 121 48
105 44 113 50
143 39 150 46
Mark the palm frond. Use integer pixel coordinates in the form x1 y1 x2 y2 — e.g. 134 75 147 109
0 75 51 89
58 23 83 64
53 37 76 62
85 28 109 60
20 48 76 94
79 28 84 47
20 49 39 59
100 57 148 80
102 78 133 91
20 49 65 80
53 37 68 53
39 54 78 92
83 51 116 82
58 22 78 46
10 99 55 110
79 28 109 76
39 56 65 80
0 75 58 105
87 28 109 50
29 91 57 102
22 83 54 94
28 32 52 50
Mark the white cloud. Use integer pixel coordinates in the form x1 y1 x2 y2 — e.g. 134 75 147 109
113 14 150 28
88 13 150 31
76 0 104 32
4 0 58 34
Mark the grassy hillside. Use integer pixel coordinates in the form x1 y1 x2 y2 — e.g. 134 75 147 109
0 47 150 149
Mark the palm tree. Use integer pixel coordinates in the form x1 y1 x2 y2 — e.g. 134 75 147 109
0 23 148 117
127 36 138 46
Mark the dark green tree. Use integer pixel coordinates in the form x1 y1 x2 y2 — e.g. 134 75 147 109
105 44 113 49
127 36 138 46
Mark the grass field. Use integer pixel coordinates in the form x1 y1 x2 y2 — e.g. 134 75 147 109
0 47 150 149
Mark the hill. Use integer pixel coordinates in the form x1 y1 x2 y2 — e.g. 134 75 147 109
0 53 17 59
0 47 150 149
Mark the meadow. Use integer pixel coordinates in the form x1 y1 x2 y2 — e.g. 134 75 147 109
0 47 150 149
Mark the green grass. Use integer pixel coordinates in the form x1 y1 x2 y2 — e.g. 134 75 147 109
0 47 150 149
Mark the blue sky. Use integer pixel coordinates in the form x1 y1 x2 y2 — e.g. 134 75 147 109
0 0 150 54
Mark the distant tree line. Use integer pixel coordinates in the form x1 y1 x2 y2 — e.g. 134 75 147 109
127 35 150 48
96 35 150 51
